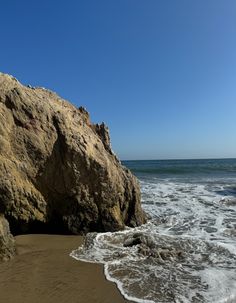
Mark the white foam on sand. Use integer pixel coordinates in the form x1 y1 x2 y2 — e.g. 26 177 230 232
70 177 236 303
70 226 236 302
199 268 236 303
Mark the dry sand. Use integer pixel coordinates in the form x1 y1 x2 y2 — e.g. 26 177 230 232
0 234 129 303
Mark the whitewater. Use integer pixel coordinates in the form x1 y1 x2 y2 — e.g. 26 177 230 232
71 159 236 303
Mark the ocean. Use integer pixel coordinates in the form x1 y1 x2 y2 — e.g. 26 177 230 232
71 158 236 303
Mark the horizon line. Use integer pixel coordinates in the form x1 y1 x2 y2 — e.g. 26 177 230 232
121 157 236 162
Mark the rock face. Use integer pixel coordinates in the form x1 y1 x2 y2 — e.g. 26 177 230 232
0 215 15 261
0 72 146 236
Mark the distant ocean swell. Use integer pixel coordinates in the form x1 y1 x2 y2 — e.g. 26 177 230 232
129 167 236 175
126 159 236 176
71 159 236 303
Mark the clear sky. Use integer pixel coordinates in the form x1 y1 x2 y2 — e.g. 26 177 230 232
1 0 236 160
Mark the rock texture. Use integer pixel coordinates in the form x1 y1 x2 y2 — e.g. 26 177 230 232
0 72 146 236
0 215 15 261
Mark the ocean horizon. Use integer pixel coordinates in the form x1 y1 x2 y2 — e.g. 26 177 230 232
122 157 236 161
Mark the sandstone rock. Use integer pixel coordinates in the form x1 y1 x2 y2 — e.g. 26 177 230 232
0 72 146 235
0 215 15 261
124 233 184 263
124 236 142 247
124 233 156 248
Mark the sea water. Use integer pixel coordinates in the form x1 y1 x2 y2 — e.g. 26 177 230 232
71 159 236 303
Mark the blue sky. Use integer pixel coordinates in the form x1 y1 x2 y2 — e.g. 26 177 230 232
1 0 236 160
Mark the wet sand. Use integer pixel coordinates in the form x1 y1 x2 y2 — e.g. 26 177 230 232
0 234 129 303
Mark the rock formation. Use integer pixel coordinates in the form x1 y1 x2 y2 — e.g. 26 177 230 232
123 233 184 263
0 215 15 261
0 72 146 243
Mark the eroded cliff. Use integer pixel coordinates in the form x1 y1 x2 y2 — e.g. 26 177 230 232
0 73 146 241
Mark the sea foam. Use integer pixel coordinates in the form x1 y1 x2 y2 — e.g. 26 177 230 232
71 166 236 303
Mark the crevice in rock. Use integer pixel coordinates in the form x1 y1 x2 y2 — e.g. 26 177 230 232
5 215 70 236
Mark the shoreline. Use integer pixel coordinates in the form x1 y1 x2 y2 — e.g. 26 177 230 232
0 234 129 303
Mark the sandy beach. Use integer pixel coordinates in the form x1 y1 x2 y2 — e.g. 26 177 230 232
0 234 129 303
